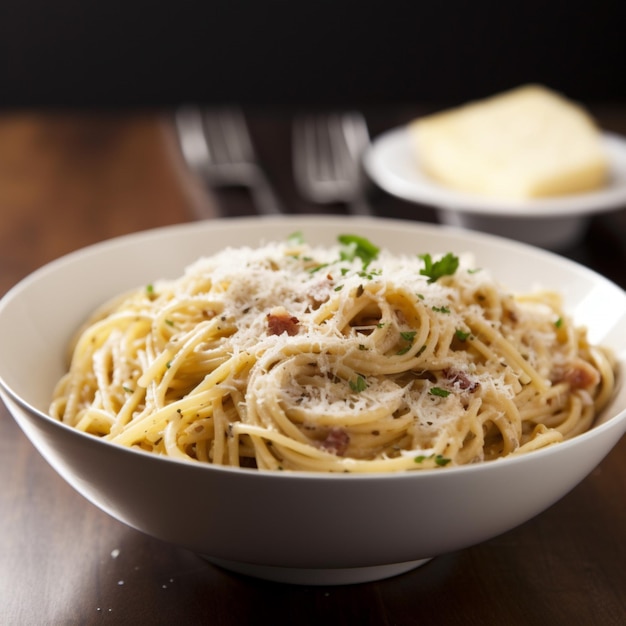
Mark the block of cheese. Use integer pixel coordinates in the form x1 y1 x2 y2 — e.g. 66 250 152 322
410 85 609 198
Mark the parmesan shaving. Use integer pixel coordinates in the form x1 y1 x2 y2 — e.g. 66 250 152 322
50 237 615 472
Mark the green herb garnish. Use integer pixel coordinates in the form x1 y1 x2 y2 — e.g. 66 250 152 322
455 329 471 341
338 234 380 267
397 331 417 355
419 252 459 283
349 375 368 393
414 453 452 467
429 386 450 397
358 268 382 280
287 231 305 245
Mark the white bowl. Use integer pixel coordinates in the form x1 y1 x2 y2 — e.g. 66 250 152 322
364 127 626 250
1 215 625 586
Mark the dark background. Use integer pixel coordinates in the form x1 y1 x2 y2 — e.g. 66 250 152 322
0 0 625 109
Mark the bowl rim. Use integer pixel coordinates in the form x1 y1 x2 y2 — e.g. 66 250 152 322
1 214 625 480
2 213 624 295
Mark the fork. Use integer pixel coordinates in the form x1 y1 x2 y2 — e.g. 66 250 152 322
292 112 373 215
175 106 283 216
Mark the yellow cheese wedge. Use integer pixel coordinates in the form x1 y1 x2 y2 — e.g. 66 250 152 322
410 85 609 198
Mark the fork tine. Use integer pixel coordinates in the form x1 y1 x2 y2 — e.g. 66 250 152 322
293 112 372 214
202 109 232 166
327 114 355 192
176 106 284 215
219 108 255 163
294 115 340 203
315 116 335 185
212 109 284 215
341 112 370 162
293 115 316 199
176 107 211 172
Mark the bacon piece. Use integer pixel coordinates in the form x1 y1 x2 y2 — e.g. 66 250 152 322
505 309 519 324
443 368 480 392
266 308 300 336
307 294 329 311
320 427 350 456
554 358 600 390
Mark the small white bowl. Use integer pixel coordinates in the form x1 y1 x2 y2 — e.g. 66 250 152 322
1 215 625 585
364 127 626 250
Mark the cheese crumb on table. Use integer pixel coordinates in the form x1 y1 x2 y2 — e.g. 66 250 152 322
410 84 609 199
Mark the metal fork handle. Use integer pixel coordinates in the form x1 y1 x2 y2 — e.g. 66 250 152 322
249 172 284 215
348 192 373 216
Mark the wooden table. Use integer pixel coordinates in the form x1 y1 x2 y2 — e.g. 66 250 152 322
1 106 625 625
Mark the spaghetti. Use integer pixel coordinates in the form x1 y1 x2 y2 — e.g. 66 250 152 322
50 233 616 472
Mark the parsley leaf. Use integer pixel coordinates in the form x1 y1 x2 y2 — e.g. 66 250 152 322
349 375 368 393
414 453 452 467
338 234 380 268
397 330 417 355
455 329 471 341
419 252 459 283
287 231 305 245
429 386 450 397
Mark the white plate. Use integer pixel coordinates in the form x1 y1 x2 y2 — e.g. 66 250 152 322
364 126 626 218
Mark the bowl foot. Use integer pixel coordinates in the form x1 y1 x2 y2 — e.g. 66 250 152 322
203 556 432 585
437 208 589 250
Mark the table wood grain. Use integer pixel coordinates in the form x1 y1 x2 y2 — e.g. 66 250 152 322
1 107 625 625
